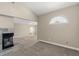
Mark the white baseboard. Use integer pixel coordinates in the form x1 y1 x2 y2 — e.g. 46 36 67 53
39 40 79 51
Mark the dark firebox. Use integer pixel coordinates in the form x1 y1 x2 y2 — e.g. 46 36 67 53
2 33 14 49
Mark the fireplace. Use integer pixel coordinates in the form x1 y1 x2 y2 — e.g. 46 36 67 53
2 33 14 49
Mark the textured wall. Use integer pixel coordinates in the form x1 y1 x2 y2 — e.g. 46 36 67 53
38 4 79 49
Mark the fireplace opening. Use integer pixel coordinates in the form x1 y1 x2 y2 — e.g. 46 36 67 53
2 33 14 50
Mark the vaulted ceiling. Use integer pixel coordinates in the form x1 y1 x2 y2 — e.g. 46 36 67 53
24 2 78 16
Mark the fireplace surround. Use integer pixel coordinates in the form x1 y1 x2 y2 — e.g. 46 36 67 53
0 28 14 52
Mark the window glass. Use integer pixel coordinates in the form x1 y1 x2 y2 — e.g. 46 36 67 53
49 16 68 24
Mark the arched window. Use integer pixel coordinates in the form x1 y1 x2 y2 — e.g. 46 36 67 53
49 16 68 24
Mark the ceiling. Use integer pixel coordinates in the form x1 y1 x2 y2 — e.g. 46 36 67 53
25 2 79 16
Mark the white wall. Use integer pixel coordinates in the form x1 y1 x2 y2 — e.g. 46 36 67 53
0 2 37 21
38 4 79 49
14 23 36 38
14 23 30 38
0 16 14 29
0 2 38 38
0 15 37 38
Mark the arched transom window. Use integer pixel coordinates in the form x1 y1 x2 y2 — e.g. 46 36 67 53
49 16 68 24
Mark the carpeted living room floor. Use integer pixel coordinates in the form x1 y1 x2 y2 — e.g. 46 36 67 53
2 38 79 56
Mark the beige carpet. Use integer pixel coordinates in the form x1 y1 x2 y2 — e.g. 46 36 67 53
3 41 79 56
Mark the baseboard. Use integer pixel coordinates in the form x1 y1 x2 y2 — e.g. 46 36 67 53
39 40 79 51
